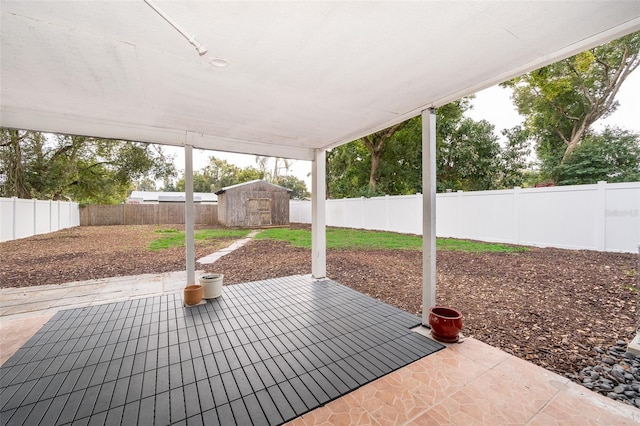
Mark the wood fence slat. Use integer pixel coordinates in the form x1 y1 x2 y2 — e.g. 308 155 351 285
79 204 218 226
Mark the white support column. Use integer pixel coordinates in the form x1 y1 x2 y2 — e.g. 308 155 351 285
422 108 437 326
311 149 327 279
184 144 196 285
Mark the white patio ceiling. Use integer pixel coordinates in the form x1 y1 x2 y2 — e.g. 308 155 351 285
1 1 639 160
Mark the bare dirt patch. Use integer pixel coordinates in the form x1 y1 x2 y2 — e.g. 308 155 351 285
1 225 637 379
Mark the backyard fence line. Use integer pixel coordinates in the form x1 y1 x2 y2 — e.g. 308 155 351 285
0 197 80 242
290 181 640 253
79 203 218 226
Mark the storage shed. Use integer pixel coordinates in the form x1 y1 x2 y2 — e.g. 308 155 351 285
215 180 291 227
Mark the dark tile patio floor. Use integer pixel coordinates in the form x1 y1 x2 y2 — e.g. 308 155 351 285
0 275 443 425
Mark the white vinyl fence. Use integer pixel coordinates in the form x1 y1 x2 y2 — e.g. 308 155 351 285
0 197 80 242
290 181 640 253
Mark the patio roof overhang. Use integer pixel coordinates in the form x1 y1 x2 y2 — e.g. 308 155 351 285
2 1 639 324
1 1 639 159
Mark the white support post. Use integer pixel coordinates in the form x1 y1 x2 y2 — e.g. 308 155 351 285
311 149 327 279
184 144 196 285
422 108 437 326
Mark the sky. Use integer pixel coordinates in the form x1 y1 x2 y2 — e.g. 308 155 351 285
166 68 640 191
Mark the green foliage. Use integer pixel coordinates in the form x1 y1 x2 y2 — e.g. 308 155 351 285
172 155 310 198
556 127 640 185
326 141 374 198
497 126 532 188
502 32 640 181
327 98 523 196
437 117 501 192
437 238 528 253
0 129 176 203
273 175 310 200
175 156 262 192
256 228 422 250
148 228 250 251
256 227 528 253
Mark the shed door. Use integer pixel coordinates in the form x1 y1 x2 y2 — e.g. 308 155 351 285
247 198 271 226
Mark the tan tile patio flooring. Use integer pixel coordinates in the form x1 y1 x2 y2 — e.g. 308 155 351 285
0 276 444 425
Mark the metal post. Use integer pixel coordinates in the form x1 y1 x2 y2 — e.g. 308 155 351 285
422 108 437 326
311 149 326 279
185 144 196 285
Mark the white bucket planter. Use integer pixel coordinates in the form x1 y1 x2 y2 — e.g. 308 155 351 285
200 274 224 299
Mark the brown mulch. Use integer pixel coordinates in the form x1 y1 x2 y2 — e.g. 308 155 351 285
1 225 638 379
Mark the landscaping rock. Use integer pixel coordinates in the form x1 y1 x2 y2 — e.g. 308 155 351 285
578 341 640 408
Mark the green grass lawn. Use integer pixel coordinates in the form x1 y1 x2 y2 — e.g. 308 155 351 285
148 228 251 251
255 227 528 253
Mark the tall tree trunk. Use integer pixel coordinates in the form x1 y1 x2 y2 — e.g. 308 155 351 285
362 121 409 192
369 152 380 189
9 130 30 198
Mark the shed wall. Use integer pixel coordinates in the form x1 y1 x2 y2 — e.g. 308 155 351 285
217 184 290 227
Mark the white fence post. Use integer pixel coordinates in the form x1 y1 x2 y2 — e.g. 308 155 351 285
513 187 521 245
33 198 37 236
12 197 17 240
456 190 463 238
385 195 390 231
597 181 607 251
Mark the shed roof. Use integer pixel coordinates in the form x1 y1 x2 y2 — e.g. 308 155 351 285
214 179 292 195
1 2 638 160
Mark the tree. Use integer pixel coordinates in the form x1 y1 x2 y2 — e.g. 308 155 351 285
134 178 157 192
497 126 532 188
274 175 310 200
0 129 176 203
556 127 640 185
362 121 410 191
437 117 501 192
326 98 514 196
326 141 373 198
503 32 640 180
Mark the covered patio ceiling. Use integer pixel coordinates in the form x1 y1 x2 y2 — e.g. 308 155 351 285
1 1 639 160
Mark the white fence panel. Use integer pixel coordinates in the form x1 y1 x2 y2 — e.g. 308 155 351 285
290 182 639 253
50 201 60 232
289 201 311 224
0 198 14 242
363 197 387 231
14 198 35 240
0 197 80 242
459 189 516 243
519 185 599 250
605 182 640 252
35 200 51 235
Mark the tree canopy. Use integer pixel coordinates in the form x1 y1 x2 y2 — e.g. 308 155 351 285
556 127 640 186
0 129 176 204
502 31 640 181
169 155 310 200
327 98 530 197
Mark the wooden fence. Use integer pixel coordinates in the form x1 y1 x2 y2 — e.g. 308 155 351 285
80 204 218 226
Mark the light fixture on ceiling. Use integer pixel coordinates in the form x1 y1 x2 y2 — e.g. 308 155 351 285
144 0 210 58
209 57 228 68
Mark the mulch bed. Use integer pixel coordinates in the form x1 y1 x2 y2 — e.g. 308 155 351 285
1 225 638 379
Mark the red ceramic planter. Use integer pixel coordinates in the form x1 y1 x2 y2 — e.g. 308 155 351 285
429 306 463 343
184 285 203 306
